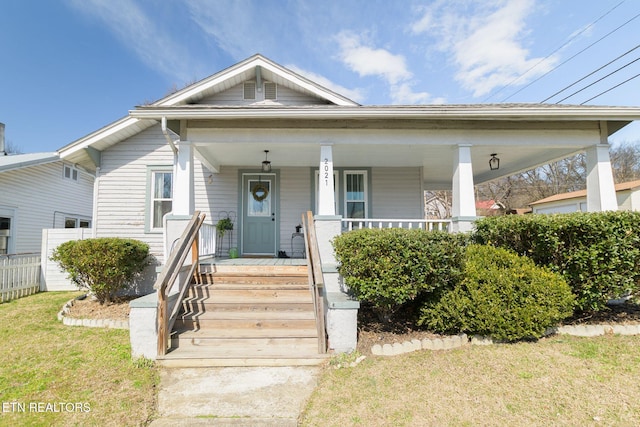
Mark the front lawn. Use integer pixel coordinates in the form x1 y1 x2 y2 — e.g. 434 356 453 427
301 334 640 426
0 292 158 426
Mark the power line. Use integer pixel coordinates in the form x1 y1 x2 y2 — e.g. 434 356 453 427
540 44 640 103
501 8 640 102
555 55 640 103
482 1 626 102
580 71 640 104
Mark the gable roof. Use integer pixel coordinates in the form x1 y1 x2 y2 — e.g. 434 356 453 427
0 152 59 173
530 179 640 205
58 54 358 170
155 54 359 107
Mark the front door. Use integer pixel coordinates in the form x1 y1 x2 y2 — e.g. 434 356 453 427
242 174 277 255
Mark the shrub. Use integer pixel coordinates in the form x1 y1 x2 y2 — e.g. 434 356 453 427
419 245 574 342
51 238 150 304
473 212 640 312
332 228 468 322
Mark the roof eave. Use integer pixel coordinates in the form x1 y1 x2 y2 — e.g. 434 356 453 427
128 105 640 122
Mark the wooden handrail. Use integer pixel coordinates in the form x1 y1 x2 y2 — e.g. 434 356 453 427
156 211 205 356
302 211 327 353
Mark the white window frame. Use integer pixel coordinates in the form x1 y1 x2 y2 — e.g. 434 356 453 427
63 164 79 181
343 170 368 219
149 169 173 232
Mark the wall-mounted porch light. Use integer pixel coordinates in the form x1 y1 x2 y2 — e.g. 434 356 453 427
261 150 271 172
489 153 500 171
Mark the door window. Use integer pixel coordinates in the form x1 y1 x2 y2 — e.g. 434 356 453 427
248 180 271 217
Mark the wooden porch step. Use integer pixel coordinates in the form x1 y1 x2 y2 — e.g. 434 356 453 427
173 318 318 332
200 264 308 275
162 264 324 367
196 273 308 286
181 301 314 313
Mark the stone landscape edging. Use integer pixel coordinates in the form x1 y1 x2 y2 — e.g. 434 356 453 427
370 323 640 356
58 296 129 330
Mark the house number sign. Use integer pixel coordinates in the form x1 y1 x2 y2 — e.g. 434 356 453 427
318 145 335 215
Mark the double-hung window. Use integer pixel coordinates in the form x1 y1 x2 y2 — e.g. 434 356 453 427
344 171 367 218
149 169 173 231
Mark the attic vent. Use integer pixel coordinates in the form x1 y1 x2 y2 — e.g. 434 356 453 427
243 82 256 100
264 82 277 100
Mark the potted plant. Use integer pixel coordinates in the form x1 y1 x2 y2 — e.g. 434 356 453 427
216 217 233 238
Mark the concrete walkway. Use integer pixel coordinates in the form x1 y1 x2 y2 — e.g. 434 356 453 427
149 366 321 426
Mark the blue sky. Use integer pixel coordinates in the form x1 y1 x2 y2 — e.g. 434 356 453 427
1 0 640 154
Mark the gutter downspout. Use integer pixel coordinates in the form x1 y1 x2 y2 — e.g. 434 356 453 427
161 117 178 155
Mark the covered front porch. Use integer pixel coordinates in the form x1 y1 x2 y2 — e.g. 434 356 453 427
157 125 621 260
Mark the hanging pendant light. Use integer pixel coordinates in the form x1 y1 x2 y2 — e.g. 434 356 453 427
261 150 271 172
489 153 500 171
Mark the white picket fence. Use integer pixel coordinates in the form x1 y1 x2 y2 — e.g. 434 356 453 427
0 253 41 302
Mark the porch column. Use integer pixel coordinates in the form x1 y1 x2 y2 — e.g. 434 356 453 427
173 140 194 215
318 145 336 215
451 144 477 232
585 143 618 212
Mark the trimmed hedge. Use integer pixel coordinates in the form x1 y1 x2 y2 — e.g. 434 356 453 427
474 211 640 312
51 238 150 304
419 245 574 342
332 228 468 321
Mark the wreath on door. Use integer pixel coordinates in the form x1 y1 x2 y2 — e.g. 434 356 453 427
252 182 269 202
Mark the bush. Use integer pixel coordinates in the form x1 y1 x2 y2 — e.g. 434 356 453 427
473 212 640 312
51 238 150 304
333 228 468 322
419 245 574 342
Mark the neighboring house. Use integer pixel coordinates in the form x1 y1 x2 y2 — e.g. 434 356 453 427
0 150 94 255
56 54 640 287
530 179 640 214
476 200 506 216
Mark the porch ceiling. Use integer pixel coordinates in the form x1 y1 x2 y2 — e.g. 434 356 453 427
193 140 584 190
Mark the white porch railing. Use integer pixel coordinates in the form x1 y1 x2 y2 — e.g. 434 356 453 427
0 253 41 302
199 222 216 257
342 218 451 232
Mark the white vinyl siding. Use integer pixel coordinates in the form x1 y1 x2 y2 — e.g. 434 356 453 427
371 167 424 219
279 167 311 256
95 126 174 262
0 162 94 254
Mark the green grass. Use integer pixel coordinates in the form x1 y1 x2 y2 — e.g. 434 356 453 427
301 335 640 426
0 292 158 426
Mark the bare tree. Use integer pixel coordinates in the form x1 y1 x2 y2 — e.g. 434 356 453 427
4 140 22 154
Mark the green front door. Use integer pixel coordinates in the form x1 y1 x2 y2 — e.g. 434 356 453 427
242 174 277 255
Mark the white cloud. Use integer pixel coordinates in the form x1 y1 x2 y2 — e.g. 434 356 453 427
334 31 442 104
335 31 412 85
67 0 197 84
391 83 445 105
411 0 557 98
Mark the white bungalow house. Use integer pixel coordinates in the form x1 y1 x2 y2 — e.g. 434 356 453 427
54 54 640 361
0 125 94 255
530 179 640 214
